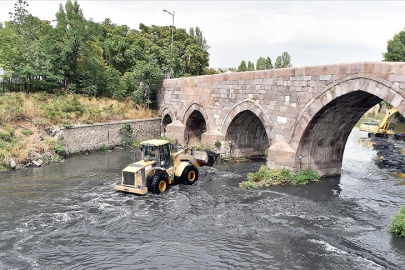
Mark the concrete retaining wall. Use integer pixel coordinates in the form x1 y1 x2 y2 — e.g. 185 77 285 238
60 118 161 154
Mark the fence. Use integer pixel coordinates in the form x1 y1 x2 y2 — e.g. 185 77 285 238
0 82 55 93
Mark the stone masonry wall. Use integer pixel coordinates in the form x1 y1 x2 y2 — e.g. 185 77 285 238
60 118 161 154
157 62 405 176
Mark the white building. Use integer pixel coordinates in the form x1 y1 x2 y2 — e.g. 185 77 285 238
0 67 7 83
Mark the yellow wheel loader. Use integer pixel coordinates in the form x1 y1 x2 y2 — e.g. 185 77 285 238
360 108 405 138
114 139 219 195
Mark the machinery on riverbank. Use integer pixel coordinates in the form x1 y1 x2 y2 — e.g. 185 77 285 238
114 139 220 195
360 108 405 138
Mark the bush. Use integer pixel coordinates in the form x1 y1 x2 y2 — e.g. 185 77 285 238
119 122 133 148
21 129 33 136
242 167 321 189
390 206 405 238
54 144 66 156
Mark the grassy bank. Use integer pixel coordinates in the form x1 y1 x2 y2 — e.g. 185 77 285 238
390 206 405 238
0 92 157 171
240 166 321 189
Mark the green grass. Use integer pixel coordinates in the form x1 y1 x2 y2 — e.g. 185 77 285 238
390 206 405 238
240 166 321 189
21 129 33 136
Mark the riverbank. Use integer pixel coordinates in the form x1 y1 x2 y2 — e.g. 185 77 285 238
0 92 158 171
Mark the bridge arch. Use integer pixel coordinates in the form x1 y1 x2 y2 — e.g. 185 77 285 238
160 107 176 129
220 100 274 157
182 103 209 143
220 99 274 139
290 75 405 176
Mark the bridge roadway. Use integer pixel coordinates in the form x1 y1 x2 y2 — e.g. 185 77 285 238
157 62 405 176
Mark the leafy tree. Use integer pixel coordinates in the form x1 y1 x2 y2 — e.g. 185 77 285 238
256 57 266 70
52 0 104 89
383 30 405 62
247 61 254 71
1 0 210 105
202 67 218 75
128 60 164 108
274 56 282 69
265 57 273 69
237 60 247 72
100 19 136 74
139 24 208 78
275 52 292 68
189 26 210 51
1 0 55 86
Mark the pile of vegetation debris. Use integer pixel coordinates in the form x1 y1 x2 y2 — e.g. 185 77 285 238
372 137 405 173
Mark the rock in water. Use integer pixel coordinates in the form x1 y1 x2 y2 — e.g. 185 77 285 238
33 159 43 167
9 158 16 169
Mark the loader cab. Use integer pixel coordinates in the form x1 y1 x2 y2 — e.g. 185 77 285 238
141 140 172 169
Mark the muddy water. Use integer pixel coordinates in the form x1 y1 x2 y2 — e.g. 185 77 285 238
1 128 405 269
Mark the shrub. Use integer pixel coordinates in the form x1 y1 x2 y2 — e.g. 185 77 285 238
54 144 66 156
119 122 133 148
21 129 33 136
100 145 109 151
390 206 405 238
0 130 12 141
292 169 321 185
214 140 221 148
242 167 321 189
245 181 255 190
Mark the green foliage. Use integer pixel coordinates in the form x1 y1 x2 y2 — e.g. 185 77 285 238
237 60 247 72
245 181 255 190
119 122 133 148
194 143 212 151
54 144 66 156
330 139 336 146
247 61 254 71
317 138 324 146
189 26 210 51
292 169 321 185
381 100 393 109
390 206 405 238
265 57 273 69
1 1 210 105
21 129 33 136
214 140 221 148
242 167 320 189
0 130 12 141
274 52 292 69
100 144 109 151
384 30 405 62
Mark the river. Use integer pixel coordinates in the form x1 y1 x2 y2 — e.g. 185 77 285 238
1 127 405 269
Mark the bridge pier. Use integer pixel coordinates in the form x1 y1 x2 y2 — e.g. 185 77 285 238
267 140 297 172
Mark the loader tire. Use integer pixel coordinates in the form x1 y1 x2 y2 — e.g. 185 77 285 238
150 175 167 194
181 164 199 185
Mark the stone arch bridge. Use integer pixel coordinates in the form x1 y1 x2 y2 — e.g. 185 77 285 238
157 62 405 176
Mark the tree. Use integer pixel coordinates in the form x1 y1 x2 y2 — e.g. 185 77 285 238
256 57 266 70
189 26 210 51
274 52 292 69
247 61 254 71
1 0 55 85
383 30 405 62
100 19 136 74
237 60 247 72
52 0 104 90
265 57 273 69
128 59 164 109
139 24 209 78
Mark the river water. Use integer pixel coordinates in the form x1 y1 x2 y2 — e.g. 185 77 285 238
1 128 405 269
